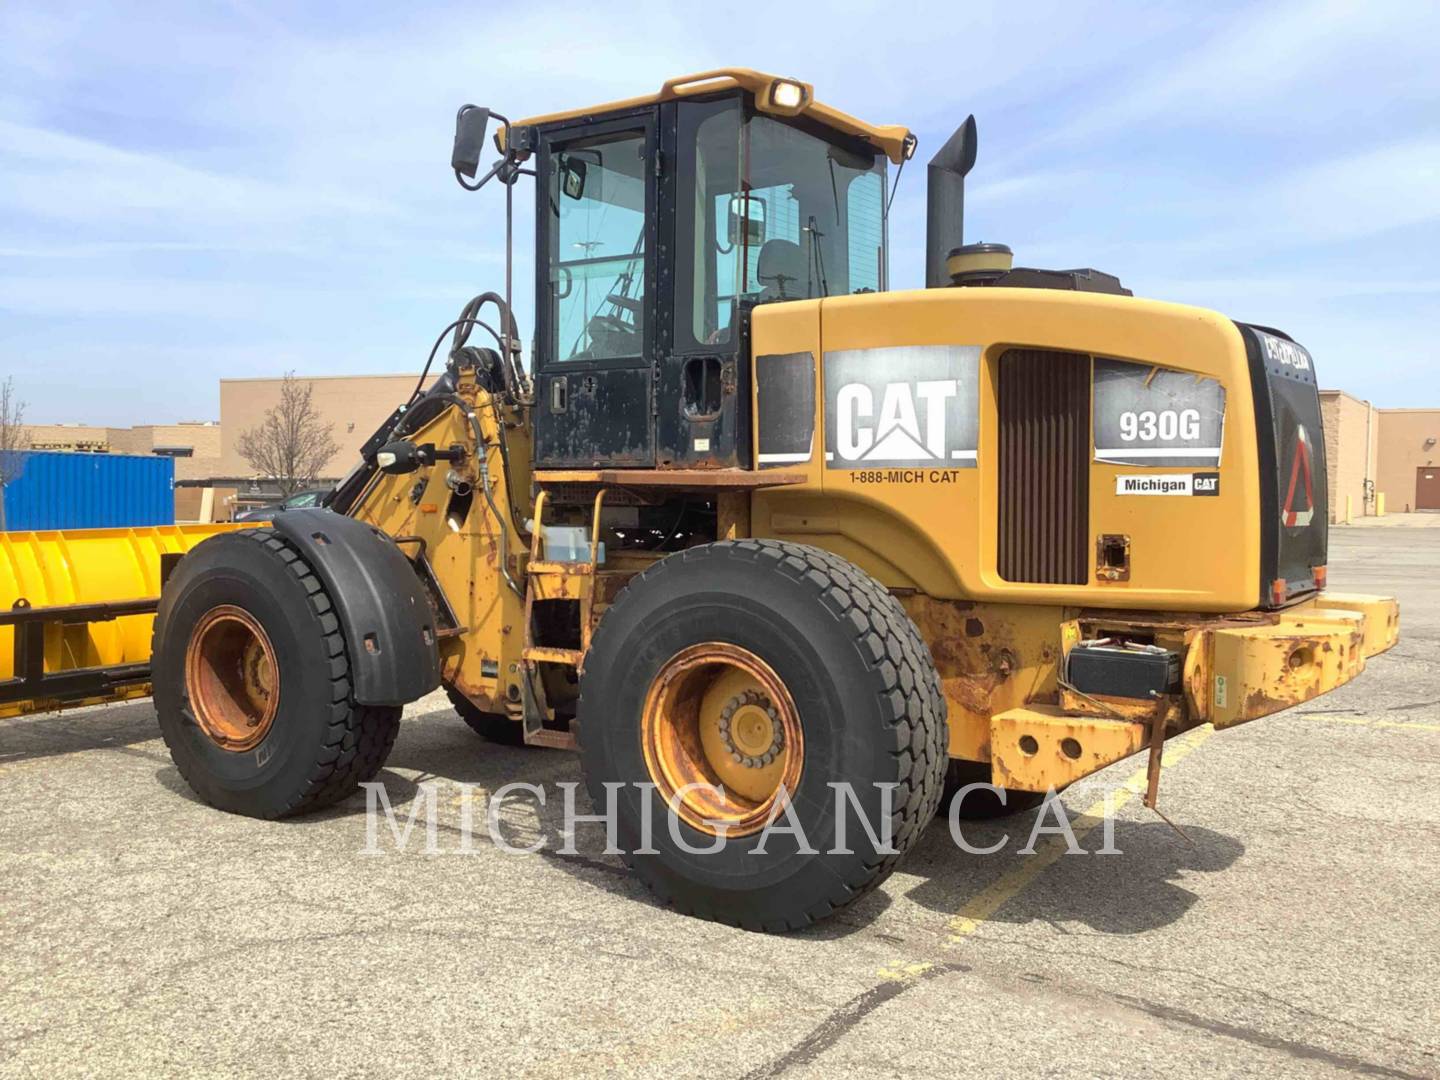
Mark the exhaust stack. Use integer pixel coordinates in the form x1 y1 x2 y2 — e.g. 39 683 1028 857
926 115 978 288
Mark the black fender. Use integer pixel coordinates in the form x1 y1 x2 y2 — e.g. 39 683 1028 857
270 508 441 706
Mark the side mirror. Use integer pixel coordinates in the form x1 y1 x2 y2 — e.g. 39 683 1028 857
727 193 767 246
559 155 588 200
451 105 491 178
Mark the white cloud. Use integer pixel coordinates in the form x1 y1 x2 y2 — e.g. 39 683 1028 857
1005 0 1440 160
0 274 341 319
968 170 1095 206
1 0 1436 420
0 241 268 259
1263 137 1440 241
1139 274 1440 303
0 119 402 243
1132 136 1440 253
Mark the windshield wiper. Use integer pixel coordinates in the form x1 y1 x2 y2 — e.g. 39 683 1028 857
806 215 830 298
827 157 841 226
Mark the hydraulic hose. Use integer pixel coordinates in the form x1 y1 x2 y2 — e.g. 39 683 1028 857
431 393 523 598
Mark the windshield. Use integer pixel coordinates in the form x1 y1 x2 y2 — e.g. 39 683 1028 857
677 98 885 351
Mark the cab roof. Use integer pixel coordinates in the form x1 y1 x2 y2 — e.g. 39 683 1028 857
510 68 914 165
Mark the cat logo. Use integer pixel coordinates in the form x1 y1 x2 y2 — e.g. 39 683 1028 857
834 380 969 463
823 344 981 470
1261 333 1312 372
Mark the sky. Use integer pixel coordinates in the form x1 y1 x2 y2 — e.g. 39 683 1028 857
1 0 1437 424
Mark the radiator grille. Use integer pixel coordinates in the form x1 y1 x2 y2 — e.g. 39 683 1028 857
997 349 1091 585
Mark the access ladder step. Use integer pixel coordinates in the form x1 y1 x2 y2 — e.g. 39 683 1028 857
522 646 584 667
527 560 596 576
524 728 578 751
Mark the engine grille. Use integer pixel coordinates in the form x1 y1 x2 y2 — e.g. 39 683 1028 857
997 349 1091 585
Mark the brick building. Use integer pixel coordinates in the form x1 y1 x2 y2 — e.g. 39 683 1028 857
24 377 1437 523
22 422 222 482
1319 392 1440 519
217 374 436 484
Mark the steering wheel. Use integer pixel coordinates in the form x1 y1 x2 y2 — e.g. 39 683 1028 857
589 314 635 337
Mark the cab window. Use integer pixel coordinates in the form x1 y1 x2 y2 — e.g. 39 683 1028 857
547 130 647 363
675 99 886 352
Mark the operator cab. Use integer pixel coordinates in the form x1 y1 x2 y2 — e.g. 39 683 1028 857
512 72 906 470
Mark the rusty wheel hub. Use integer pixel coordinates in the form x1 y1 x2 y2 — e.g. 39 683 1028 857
184 605 279 752
640 642 803 837
718 690 785 768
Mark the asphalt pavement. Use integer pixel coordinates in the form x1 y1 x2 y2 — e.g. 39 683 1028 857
2 524 1437 1078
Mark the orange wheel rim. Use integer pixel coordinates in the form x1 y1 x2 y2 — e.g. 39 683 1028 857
640 642 803 838
184 605 279 752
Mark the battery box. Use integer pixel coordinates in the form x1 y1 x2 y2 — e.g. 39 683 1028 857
1066 644 1182 700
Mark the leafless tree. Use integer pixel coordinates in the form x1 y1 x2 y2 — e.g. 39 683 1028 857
0 377 27 530
235 373 339 498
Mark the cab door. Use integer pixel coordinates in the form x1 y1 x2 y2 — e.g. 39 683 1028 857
534 113 658 467
655 96 750 469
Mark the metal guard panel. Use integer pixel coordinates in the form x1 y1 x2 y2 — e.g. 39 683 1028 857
271 509 441 706
1208 600 1382 729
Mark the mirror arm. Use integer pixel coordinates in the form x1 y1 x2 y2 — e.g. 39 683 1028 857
454 112 515 192
455 158 502 192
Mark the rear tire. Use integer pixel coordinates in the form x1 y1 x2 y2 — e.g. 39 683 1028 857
939 760 1047 820
445 685 526 746
153 530 400 819
578 539 946 932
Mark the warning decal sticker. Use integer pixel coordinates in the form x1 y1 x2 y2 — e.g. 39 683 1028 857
1281 423 1316 527
756 351 816 468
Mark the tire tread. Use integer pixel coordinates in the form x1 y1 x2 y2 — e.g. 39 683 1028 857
581 538 947 931
154 529 400 818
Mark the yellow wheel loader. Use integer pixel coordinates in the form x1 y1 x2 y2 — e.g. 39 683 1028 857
0 70 1399 931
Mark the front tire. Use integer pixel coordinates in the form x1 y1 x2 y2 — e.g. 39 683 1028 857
153 530 400 819
578 540 946 932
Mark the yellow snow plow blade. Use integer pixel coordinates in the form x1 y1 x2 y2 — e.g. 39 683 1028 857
0 525 243 718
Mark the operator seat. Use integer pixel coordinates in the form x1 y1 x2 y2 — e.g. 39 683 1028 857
756 239 805 303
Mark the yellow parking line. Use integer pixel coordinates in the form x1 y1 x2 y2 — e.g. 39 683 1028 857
877 960 935 982
947 725 1216 943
